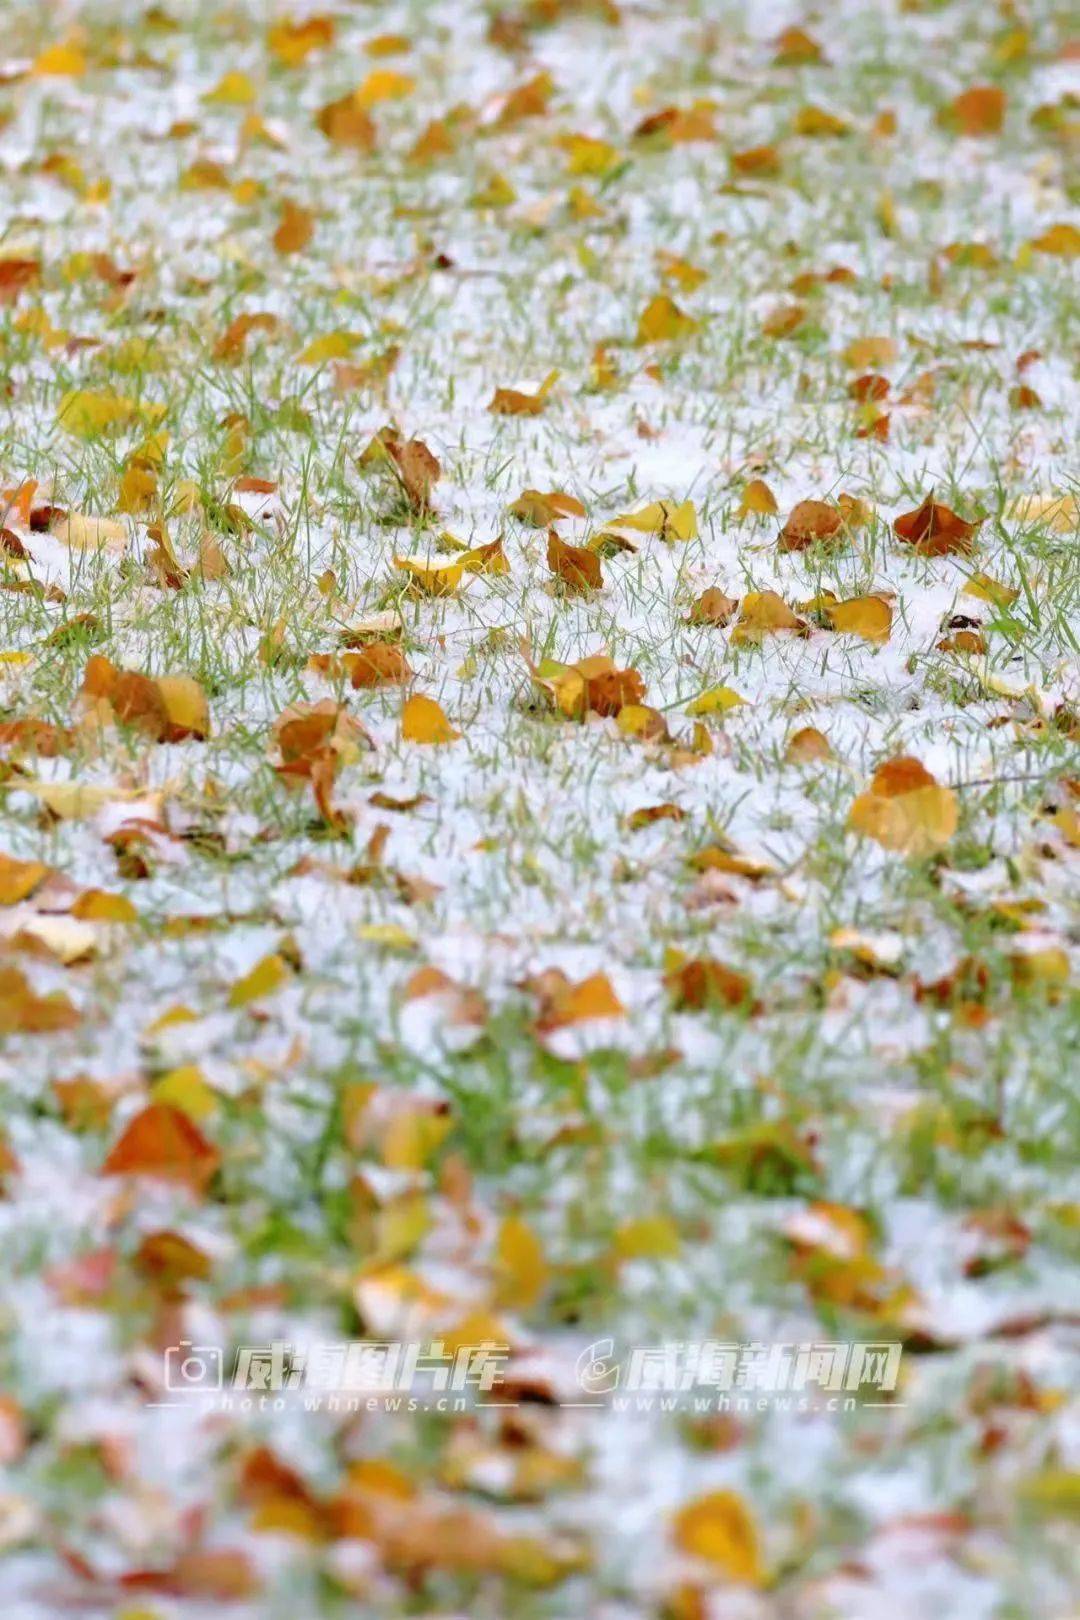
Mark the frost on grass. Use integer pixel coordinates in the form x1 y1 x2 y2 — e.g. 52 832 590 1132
0 0 1077 1616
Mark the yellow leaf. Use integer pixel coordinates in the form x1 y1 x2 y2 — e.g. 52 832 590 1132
51 511 129 551
357 922 415 951
14 915 97 965
394 555 464 596
560 133 620 177
826 595 892 642
1028 223 1080 258
0 853 49 906
267 15 335 67
157 675 210 739
609 500 698 541
612 1215 680 1260
685 685 746 716
382 1107 453 1171
229 952 287 1007
401 694 459 744
1007 493 1078 533
273 198 314 255
636 294 698 344
737 479 778 517
355 69 415 108
785 726 832 763
963 572 1019 608
152 1065 218 1121
34 42 86 77
57 389 146 439
203 71 256 106
848 757 958 858
843 335 896 370
71 889 138 923
616 703 667 739
493 1215 549 1311
296 330 362 365
731 591 805 643
18 781 127 819
672 1490 765 1585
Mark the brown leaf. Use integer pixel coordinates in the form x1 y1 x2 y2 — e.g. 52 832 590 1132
386 436 441 511
779 499 843 551
665 957 756 1012
893 494 979 555
315 93 376 149
547 530 602 591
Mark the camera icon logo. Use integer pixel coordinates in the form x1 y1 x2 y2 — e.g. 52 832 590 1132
164 1340 224 1393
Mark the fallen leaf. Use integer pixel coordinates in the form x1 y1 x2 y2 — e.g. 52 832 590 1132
636 294 699 343
849 757 958 857
731 591 806 643
737 479 778 517
779 499 842 551
894 495 979 555
940 85 1005 136
102 1102 219 1194
489 370 559 416
547 531 602 591
509 489 586 526
672 1489 765 1585
402 694 459 744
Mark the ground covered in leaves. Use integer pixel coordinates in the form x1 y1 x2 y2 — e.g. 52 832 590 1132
0 0 1078 1616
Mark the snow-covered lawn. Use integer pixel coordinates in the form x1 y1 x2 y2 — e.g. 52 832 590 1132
0 0 1077 1615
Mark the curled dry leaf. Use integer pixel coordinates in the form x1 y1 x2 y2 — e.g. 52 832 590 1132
786 726 833 763
81 656 209 741
848 756 958 857
386 436 441 511
547 530 602 591
940 85 1006 136
311 642 411 688
893 494 979 555
779 499 843 551
531 653 645 720
665 955 756 1012
531 970 625 1034
315 92 376 149
509 488 586 526
689 587 738 625
488 370 558 416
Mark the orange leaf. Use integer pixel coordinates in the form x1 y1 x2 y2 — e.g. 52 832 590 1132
940 85 1005 136
893 494 979 555
102 1103 219 1194
547 531 602 591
